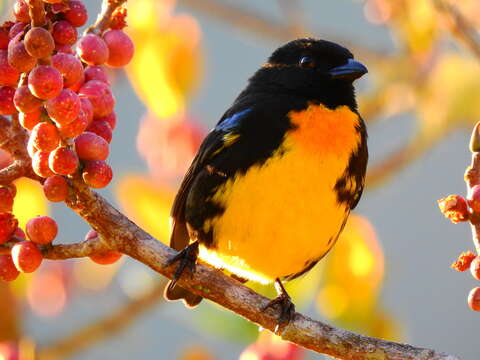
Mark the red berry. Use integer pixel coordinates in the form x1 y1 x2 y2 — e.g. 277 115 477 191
0 27 9 50
19 109 41 130
0 187 14 212
82 160 112 188
8 22 26 39
0 86 16 115
0 213 18 244
13 85 42 113
55 43 74 54
31 122 60 152
43 175 68 202
24 27 55 59
87 120 112 143
11 241 42 273
64 1 88 27
7 38 36 72
52 21 77 45
13 0 30 23
84 66 109 84
468 287 480 312
85 229 97 240
76 34 109 65
46 88 80 125
51 53 84 88
90 250 122 265
78 80 115 117
0 50 20 86
57 107 89 138
12 227 25 240
32 150 54 178
0 255 20 281
48 147 79 175
74 132 109 160
28 65 63 100
80 97 93 124
103 30 134 68
470 256 480 281
469 186 480 213
26 216 58 245
27 137 39 158
99 112 116 130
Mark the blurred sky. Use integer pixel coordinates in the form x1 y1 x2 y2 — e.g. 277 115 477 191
2 0 478 359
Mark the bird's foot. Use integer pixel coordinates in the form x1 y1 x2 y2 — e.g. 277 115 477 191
166 241 199 290
263 279 295 334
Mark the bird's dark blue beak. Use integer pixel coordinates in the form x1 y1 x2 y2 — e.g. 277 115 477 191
329 59 368 81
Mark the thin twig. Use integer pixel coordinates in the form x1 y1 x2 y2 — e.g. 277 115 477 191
464 123 480 254
37 280 167 360
433 0 480 61
26 0 46 27
87 0 127 35
177 0 388 61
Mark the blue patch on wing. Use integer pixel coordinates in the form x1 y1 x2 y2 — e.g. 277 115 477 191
215 108 252 132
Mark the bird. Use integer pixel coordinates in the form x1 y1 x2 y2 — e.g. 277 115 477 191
164 38 368 330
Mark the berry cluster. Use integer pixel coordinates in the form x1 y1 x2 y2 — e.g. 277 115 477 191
438 188 480 311
0 0 132 281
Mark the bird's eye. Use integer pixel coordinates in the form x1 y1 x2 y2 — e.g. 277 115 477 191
299 56 315 68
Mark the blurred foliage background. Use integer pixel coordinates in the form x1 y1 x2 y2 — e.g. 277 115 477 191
1 0 480 359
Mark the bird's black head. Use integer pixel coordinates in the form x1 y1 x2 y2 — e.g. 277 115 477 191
244 38 367 111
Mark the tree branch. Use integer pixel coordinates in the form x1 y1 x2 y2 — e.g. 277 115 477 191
37 280 166 360
433 0 480 61
31 176 455 360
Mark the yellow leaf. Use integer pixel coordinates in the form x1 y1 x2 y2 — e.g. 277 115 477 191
126 0 203 119
317 215 384 320
13 178 48 229
115 175 174 243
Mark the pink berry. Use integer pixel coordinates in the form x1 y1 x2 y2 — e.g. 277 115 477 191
57 108 89 138
24 27 55 59
84 66 109 84
7 38 36 72
80 97 93 124
0 87 16 115
43 175 68 202
11 241 42 273
26 216 58 244
28 65 63 100
74 132 109 160
19 109 41 130
32 150 54 178
9 22 26 39
48 147 79 175
13 85 42 113
0 27 9 50
31 122 60 152
64 1 88 27
13 0 30 23
52 21 77 46
0 255 20 281
76 34 109 65
82 160 112 188
98 112 116 130
0 187 14 212
51 53 84 88
78 80 115 117
103 30 134 68
55 43 74 54
87 120 112 143
45 88 81 125
0 50 20 86
90 250 122 265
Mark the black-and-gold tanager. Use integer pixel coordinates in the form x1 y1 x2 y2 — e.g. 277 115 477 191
164 38 368 328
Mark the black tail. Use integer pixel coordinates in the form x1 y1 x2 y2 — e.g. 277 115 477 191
164 219 203 307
